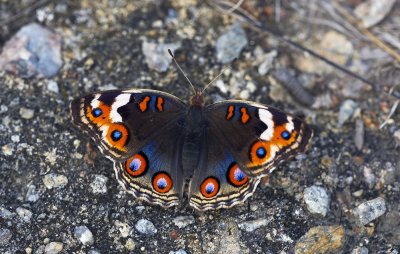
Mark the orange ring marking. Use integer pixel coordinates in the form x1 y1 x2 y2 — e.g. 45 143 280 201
200 177 220 198
125 153 147 177
228 164 249 187
105 123 128 152
152 172 173 193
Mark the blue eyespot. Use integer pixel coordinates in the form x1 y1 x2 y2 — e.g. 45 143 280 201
157 178 168 189
129 158 141 172
111 130 122 141
281 130 291 140
256 147 267 158
205 184 215 194
234 170 246 182
92 108 102 117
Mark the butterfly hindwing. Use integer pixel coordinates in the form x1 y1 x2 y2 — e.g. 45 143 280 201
204 100 312 178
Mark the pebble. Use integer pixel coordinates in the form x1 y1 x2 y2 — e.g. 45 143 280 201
115 220 131 238
26 184 40 202
353 197 386 225
43 173 68 189
216 23 248 64
393 129 400 143
303 185 330 216
47 80 59 94
172 215 195 229
351 246 369 254
338 99 358 127
19 107 35 120
142 41 181 72
238 218 269 232
319 31 353 65
135 219 157 235
0 23 62 78
355 0 397 28
362 166 377 188
44 242 63 254
90 175 108 194
354 118 364 150
169 250 187 254
88 250 101 254
258 50 277 75
16 207 33 222
0 207 13 219
1 144 14 156
0 228 12 246
74 225 94 245
294 225 345 254
11 135 20 143
125 238 136 250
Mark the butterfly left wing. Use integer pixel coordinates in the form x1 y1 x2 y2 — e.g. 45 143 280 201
70 89 187 207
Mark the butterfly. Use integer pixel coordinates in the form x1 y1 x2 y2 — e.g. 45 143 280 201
70 55 312 211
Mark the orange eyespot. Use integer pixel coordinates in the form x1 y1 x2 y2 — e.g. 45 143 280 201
200 177 220 198
249 140 270 166
152 172 173 193
106 123 128 151
86 102 111 126
227 164 249 187
125 153 148 177
272 125 297 145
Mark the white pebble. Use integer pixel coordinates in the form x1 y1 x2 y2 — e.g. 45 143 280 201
16 207 32 222
90 175 108 194
172 215 195 229
74 225 94 245
19 107 35 119
238 218 269 232
303 185 330 216
47 80 59 94
44 242 63 254
353 197 386 225
135 219 157 235
43 173 68 189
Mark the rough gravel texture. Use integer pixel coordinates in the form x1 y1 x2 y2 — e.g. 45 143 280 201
1 1 399 253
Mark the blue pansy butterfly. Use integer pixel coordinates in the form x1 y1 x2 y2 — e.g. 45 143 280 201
70 52 312 211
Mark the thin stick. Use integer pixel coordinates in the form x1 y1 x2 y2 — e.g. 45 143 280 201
168 49 197 94
202 66 232 93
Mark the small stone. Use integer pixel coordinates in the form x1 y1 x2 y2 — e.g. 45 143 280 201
338 100 358 127
362 166 377 188
216 23 248 63
351 246 369 254
44 242 63 254
1 144 14 156
294 225 345 254
19 107 35 120
0 228 12 246
258 50 278 75
47 80 59 94
354 118 364 150
0 207 13 219
319 31 353 65
355 0 397 28
393 129 400 143
238 218 269 232
74 225 94 245
169 250 187 254
142 41 181 72
43 173 68 189
11 135 20 143
26 184 40 202
115 220 131 238
353 197 386 225
173 215 195 229
90 175 108 194
125 238 136 251
135 219 157 235
16 207 32 222
303 185 330 216
0 23 62 78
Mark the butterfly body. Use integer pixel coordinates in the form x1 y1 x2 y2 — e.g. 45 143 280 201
71 88 312 211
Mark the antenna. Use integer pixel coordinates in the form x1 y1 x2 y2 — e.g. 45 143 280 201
168 49 196 94
202 65 232 93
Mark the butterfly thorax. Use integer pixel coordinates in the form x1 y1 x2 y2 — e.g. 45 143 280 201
181 103 206 179
190 91 205 107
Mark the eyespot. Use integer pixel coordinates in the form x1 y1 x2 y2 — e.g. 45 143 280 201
152 172 173 193
256 147 267 158
106 124 128 151
111 130 122 141
227 163 249 187
200 177 219 198
281 130 291 140
125 152 148 177
92 108 102 117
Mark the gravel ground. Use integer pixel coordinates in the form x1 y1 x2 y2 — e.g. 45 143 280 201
1 1 399 253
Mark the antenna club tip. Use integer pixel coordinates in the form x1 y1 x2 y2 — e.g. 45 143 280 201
168 49 173 57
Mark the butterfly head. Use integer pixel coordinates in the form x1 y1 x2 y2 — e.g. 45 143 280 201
190 90 205 106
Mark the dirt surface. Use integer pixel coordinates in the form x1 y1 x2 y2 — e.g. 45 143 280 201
0 1 399 253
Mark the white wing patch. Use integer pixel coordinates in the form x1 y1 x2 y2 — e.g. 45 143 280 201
90 94 101 108
285 116 295 133
110 93 131 123
259 108 275 141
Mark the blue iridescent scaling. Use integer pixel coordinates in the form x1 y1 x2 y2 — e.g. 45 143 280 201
111 130 122 141
256 147 267 158
281 130 291 140
92 108 102 117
